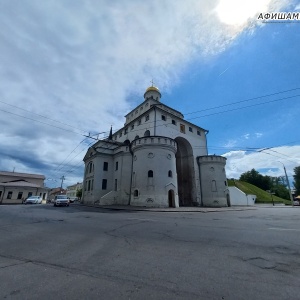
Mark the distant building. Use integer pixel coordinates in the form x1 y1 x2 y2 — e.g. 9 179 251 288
48 187 67 200
66 182 82 198
82 86 229 208
0 171 48 204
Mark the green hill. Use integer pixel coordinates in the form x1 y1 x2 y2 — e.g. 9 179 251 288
227 179 288 204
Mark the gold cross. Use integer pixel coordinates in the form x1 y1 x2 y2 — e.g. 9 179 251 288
150 79 155 87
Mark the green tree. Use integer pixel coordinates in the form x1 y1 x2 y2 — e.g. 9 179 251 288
76 188 82 200
239 169 272 191
293 166 300 195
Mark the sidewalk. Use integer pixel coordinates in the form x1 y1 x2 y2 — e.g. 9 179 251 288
79 203 258 213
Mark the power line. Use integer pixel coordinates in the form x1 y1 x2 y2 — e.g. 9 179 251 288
186 94 300 121
0 99 87 134
184 87 300 115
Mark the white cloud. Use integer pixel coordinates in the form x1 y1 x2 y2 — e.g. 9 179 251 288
223 146 300 181
0 0 290 187
255 132 263 138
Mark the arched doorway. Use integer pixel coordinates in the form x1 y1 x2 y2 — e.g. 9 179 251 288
168 189 175 207
175 137 194 206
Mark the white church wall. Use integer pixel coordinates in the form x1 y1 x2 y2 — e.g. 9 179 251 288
198 156 228 207
131 137 178 207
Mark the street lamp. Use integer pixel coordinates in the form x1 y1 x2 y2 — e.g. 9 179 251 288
278 161 294 207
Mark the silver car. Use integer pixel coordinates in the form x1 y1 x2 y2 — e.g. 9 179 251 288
25 196 42 204
53 195 69 207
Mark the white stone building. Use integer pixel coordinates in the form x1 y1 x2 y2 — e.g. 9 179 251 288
0 171 48 204
82 86 229 208
66 182 82 198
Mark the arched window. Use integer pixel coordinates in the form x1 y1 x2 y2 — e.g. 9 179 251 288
124 139 130 145
148 170 153 177
168 170 172 178
211 180 217 192
134 135 139 140
134 189 139 197
87 162 94 174
144 130 150 137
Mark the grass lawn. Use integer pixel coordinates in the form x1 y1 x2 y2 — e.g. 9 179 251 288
227 179 290 204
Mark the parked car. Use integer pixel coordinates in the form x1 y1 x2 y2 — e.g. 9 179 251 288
25 196 42 204
293 200 299 206
54 195 69 207
68 197 78 203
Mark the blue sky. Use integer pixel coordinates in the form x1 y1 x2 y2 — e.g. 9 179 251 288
0 0 299 188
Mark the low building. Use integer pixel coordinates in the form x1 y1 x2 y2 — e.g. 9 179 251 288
66 182 82 198
0 171 48 204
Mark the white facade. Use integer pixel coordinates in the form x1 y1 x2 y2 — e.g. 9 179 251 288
82 86 229 207
66 182 82 198
0 171 48 204
228 187 256 206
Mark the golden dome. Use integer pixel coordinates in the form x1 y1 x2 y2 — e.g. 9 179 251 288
145 86 160 93
144 86 161 99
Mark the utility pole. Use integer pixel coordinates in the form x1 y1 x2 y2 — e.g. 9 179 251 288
60 175 65 193
278 161 294 207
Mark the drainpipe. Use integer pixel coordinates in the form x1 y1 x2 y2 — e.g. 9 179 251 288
196 157 203 207
128 143 134 206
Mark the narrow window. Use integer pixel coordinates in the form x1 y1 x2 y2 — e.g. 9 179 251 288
134 135 139 140
131 125 134 130
88 180 91 191
91 179 94 191
180 124 185 133
148 170 153 178
115 179 117 191
197 130 201 136
225 181 227 186
189 127 193 132
168 170 172 178
0 191 2 199
138 119 141 125
211 180 217 192
115 161 118 171
103 162 108 171
145 115 149 122
7 191 13 199
134 189 139 197
102 179 107 190
172 119 176 125
144 130 150 137
124 128 128 134
84 181 87 191
119 132 122 137
17 192 23 199
161 115 166 121
135 110 138 114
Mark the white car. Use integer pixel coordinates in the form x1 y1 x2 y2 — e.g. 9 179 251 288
54 195 69 207
25 196 42 204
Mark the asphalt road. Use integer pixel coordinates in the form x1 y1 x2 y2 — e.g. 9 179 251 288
0 204 299 300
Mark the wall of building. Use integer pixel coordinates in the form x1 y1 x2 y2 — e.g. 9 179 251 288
228 187 256 206
130 137 178 207
198 155 228 207
0 187 48 204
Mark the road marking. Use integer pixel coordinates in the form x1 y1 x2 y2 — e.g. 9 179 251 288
268 228 300 231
